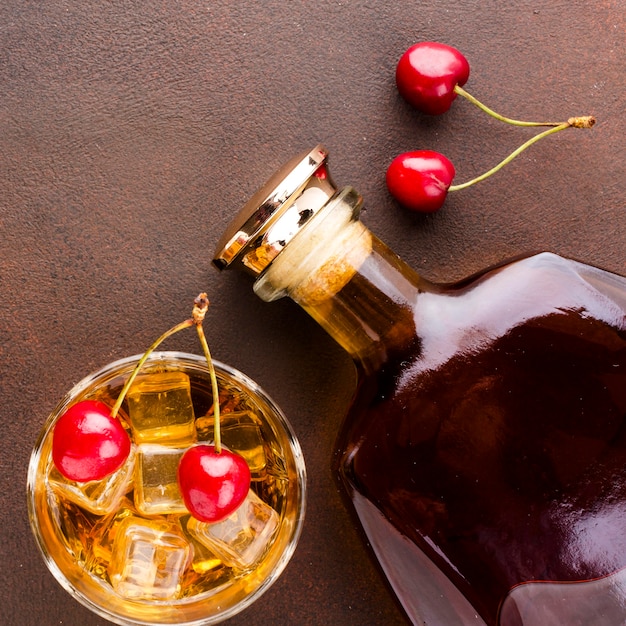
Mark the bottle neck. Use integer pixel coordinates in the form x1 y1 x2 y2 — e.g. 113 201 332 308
253 188 431 372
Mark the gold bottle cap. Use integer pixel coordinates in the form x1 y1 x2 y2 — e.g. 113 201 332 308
213 145 338 276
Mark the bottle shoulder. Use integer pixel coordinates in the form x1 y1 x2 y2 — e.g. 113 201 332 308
410 253 626 371
471 252 626 327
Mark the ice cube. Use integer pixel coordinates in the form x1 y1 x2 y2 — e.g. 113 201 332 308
126 371 196 445
178 515 232 598
47 447 135 516
86 497 142 581
186 489 279 570
108 516 190 601
134 444 188 516
253 472 289 513
196 411 266 476
47 495 97 568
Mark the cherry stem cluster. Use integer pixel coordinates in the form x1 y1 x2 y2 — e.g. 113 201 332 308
110 292 223 454
449 83 595 192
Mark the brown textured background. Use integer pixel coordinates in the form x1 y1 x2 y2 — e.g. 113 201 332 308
1 1 624 625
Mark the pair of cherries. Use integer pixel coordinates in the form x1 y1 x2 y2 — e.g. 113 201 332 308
386 41 595 212
52 402 249 523
51 295 251 524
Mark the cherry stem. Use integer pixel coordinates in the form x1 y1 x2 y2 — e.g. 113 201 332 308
190 293 222 453
449 116 595 192
110 318 194 419
195 323 222 454
109 294 222 454
454 85 564 127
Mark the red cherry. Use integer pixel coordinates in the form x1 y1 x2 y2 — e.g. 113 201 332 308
178 444 251 523
396 42 470 115
52 400 131 482
386 150 455 213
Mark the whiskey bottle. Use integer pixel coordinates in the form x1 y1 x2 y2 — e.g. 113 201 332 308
214 146 626 625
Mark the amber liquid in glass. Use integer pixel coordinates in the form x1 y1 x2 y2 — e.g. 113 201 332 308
328 252 626 625
30 356 303 625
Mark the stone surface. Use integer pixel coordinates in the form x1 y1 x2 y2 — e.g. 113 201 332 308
2 1 624 624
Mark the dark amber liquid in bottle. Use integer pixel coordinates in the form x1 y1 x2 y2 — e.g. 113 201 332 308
333 253 626 625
